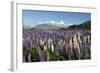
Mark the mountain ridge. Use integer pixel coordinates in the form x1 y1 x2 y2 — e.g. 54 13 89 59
23 20 91 31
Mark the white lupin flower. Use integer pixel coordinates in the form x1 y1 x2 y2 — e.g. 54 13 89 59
44 45 47 51
77 33 82 47
48 38 52 44
28 53 31 62
47 38 52 48
73 34 80 54
83 36 87 45
69 37 73 49
39 39 44 45
51 43 54 52
87 35 90 43
73 34 78 48
58 39 63 45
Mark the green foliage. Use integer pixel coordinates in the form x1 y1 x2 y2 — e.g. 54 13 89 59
31 48 40 62
23 49 30 57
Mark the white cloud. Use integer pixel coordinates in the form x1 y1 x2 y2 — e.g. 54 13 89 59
55 20 65 27
50 20 55 24
31 20 67 27
68 23 73 25
59 20 64 24
38 20 65 24
49 20 65 26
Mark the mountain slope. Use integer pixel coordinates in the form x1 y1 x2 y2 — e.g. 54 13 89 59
23 20 91 31
67 20 91 30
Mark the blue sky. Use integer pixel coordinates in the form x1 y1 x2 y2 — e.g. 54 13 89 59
23 10 91 26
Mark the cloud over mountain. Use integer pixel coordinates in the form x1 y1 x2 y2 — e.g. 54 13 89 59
37 20 65 27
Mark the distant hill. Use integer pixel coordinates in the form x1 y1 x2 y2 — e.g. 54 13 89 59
67 20 91 30
24 22 66 31
33 23 62 30
23 20 91 31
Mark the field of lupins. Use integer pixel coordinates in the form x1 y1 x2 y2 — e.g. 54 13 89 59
23 30 91 62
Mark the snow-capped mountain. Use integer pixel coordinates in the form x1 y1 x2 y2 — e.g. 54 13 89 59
33 20 67 30
23 20 73 30
38 20 65 27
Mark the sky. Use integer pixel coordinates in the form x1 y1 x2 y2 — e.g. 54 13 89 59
23 10 91 26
